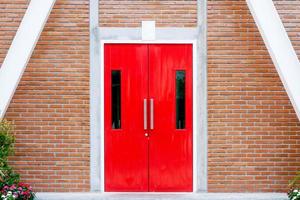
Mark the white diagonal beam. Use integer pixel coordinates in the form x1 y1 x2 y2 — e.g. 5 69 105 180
0 0 56 119
246 0 300 121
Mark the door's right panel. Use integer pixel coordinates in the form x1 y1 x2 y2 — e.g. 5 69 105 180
148 44 193 192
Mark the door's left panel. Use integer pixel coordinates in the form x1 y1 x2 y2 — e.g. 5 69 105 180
104 44 149 192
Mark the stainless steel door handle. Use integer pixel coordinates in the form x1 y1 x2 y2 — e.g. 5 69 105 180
144 99 147 130
150 98 154 130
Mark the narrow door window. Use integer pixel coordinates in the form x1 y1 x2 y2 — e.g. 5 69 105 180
112 70 121 129
176 70 185 129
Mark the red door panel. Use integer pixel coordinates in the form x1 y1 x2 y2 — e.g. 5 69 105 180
104 44 193 192
148 44 193 192
104 44 149 192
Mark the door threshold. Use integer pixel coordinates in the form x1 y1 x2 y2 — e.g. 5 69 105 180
36 192 287 200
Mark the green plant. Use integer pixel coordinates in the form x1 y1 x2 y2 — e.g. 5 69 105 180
0 120 20 188
290 172 300 188
1 183 35 200
0 120 35 200
288 172 300 200
288 188 300 200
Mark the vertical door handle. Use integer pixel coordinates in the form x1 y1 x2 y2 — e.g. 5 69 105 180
150 98 154 130
144 99 147 130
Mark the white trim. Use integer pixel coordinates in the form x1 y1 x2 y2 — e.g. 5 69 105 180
192 42 198 192
98 28 198 41
197 0 208 192
90 0 101 192
100 41 105 192
246 0 300 121
0 0 56 119
100 40 198 193
101 40 197 44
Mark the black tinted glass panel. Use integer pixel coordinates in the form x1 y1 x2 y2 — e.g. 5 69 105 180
176 71 186 129
112 70 121 129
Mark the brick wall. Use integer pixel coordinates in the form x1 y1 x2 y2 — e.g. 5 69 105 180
0 1 28 66
207 0 300 192
2 0 90 192
0 0 299 193
99 0 197 27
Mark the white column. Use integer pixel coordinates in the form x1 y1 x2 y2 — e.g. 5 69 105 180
0 0 56 119
247 0 300 121
89 0 102 192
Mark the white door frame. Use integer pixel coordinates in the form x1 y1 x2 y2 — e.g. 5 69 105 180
100 40 198 192
89 0 207 193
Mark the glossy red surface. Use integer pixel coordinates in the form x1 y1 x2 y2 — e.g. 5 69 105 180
148 44 193 192
104 44 149 192
104 44 193 192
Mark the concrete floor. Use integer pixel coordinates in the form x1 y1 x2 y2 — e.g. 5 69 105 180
37 192 288 200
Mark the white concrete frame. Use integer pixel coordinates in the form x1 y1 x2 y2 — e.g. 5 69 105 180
100 40 198 193
90 0 208 193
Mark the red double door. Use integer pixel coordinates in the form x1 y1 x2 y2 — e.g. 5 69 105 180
104 44 193 192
